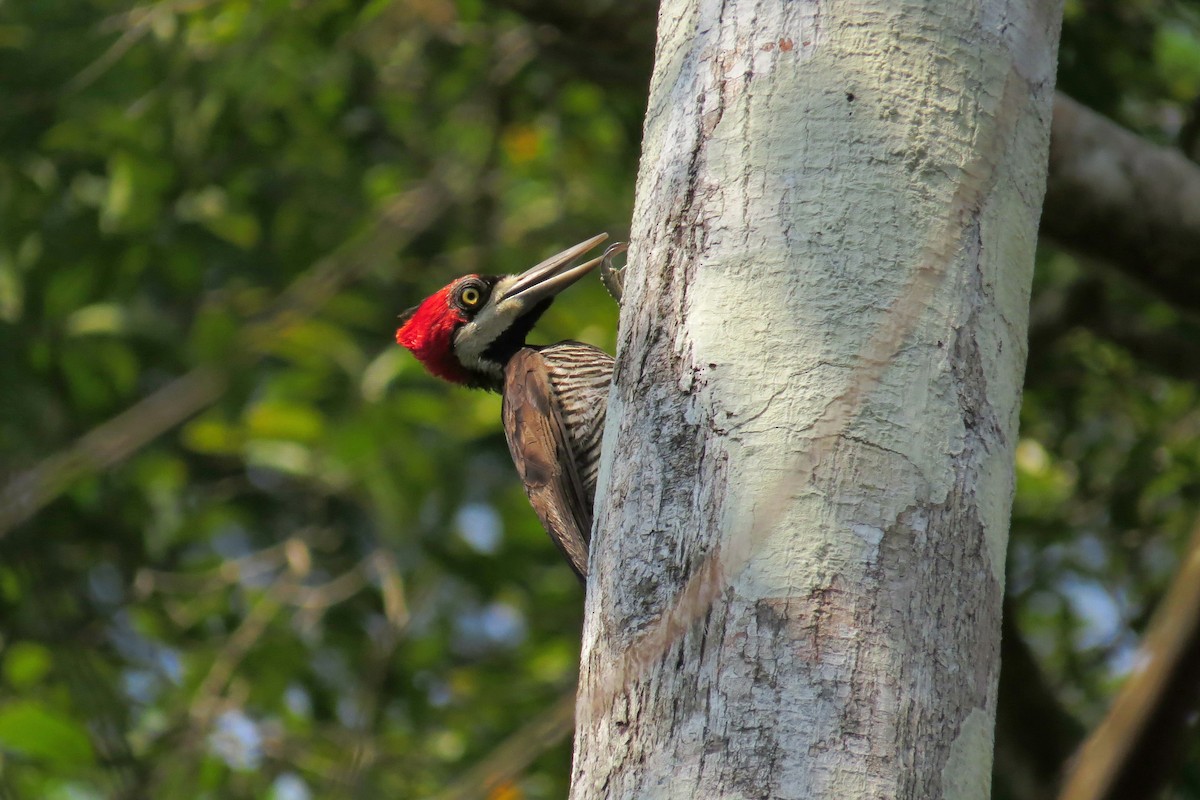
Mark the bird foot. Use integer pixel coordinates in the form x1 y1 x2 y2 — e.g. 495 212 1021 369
599 242 628 304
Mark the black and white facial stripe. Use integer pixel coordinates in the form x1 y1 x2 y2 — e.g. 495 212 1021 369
452 275 555 390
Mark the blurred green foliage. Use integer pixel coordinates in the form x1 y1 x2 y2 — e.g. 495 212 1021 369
0 1 635 797
2 0 1200 798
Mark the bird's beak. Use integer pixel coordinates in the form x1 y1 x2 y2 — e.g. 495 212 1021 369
501 233 609 307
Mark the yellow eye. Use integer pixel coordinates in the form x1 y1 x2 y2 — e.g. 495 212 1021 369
460 286 482 307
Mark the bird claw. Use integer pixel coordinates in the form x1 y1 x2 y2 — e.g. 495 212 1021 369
599 242 628 304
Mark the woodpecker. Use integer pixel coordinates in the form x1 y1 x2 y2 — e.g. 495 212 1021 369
396 234 625 581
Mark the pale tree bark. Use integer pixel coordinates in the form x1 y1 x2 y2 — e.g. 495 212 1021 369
575 2 1063 798
502 0 1200 316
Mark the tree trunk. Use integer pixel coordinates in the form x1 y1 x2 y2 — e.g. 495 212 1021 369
574 1 1063 798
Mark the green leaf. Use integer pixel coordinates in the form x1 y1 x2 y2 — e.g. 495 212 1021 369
0 702 95 767
2 643 52 689
182 416 243 455
245 400 325 442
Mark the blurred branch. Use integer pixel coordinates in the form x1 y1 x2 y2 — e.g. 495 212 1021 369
332 552 411 794
138 541 409 635
433 688 576 800
0 366 228 537
286 549 409 619
189 577 292 730
1042 95 1200 313
289 562 367 611
134 540 292 597
1058 521 1200 800
371 549 411 630
0 180 448 541
66 0 221 95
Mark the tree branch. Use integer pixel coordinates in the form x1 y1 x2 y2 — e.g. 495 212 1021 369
0 181 447 540
433 689 575 800
1058 520 1200 800
0 367 228 538
1039 95 1200 312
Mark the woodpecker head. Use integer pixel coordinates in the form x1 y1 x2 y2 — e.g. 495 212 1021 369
397 233 608 391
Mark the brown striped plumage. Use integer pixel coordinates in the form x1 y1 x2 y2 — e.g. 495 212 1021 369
395 236 616 583
503 342 613 579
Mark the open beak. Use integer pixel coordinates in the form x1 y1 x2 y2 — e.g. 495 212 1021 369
501 233 609 307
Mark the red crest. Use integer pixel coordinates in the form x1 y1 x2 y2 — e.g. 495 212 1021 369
396 284 471 384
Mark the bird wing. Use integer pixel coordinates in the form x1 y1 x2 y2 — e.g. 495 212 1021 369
502 344 612 581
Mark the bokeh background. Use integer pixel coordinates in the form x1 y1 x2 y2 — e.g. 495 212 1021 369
2 1 1200 798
